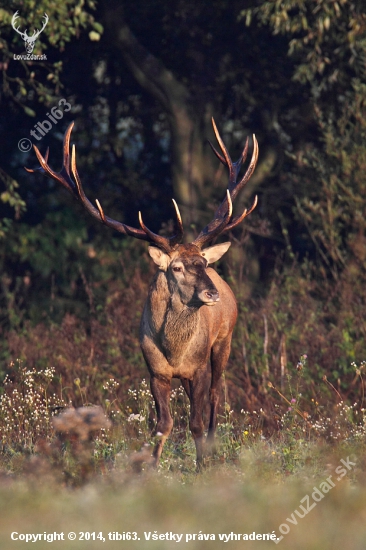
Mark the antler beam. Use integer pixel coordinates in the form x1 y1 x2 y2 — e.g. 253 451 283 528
25 122 183 253
193 118 258 249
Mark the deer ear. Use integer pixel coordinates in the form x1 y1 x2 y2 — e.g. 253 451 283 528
201 242 231 264
148 246 171 271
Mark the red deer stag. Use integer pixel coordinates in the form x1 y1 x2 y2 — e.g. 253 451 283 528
26 119 258 468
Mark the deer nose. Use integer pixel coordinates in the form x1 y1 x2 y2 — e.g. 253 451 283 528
204 290 219 302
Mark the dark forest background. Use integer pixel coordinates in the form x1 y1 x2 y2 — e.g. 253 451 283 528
0 0 365 412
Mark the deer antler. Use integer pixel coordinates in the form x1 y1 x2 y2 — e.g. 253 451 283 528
25 122 183 254
193 118 258 249
26 119 257 253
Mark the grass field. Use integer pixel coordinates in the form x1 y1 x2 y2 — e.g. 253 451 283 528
0 442 365 550
1 363 366 550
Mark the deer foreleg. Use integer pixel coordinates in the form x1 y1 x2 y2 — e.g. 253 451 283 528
207 337 232 451
189 368 209 470
150 376 173 466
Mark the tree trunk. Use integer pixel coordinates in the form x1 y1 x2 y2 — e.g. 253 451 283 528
102 5 219 234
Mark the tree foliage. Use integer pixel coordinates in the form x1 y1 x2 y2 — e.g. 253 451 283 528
0 0 100 242
0 1 101 110
0 0 365 393
243 0 366 277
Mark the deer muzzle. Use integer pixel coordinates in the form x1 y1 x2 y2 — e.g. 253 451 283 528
198 288 220 305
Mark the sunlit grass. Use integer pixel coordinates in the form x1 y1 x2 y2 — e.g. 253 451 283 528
1 358 366 549
0 448 365 550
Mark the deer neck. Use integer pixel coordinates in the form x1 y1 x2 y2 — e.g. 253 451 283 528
163 295 199 364
149 271 200 362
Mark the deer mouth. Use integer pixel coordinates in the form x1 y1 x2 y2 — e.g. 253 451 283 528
198 290 220 305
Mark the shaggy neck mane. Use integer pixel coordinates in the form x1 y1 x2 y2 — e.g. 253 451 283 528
150 271 200 363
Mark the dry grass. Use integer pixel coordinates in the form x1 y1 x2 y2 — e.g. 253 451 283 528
0 444 365 550
0 359 366 549
1 255 366 548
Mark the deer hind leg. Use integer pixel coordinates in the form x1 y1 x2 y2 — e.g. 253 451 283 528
150 376 173 466
207 336 232 452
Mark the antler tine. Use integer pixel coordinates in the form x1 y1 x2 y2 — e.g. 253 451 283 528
211 118 231 166
222 194 258 233
61 122 74 178
211 118 238 187
193 190 233 249
25 122 77 196
234 137 249 188
209 118 250 189
171 199 184 245
24 146 49 174
95 199 106 222
138 212 170 253
231 134 259 202
138 199 184 253
207 139 226 166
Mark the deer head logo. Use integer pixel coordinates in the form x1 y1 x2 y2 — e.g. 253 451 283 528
12 11 49 54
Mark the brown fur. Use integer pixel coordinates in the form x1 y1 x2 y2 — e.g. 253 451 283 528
140 244 237 467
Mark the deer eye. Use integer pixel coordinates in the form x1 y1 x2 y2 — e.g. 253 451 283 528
172 266 182 273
